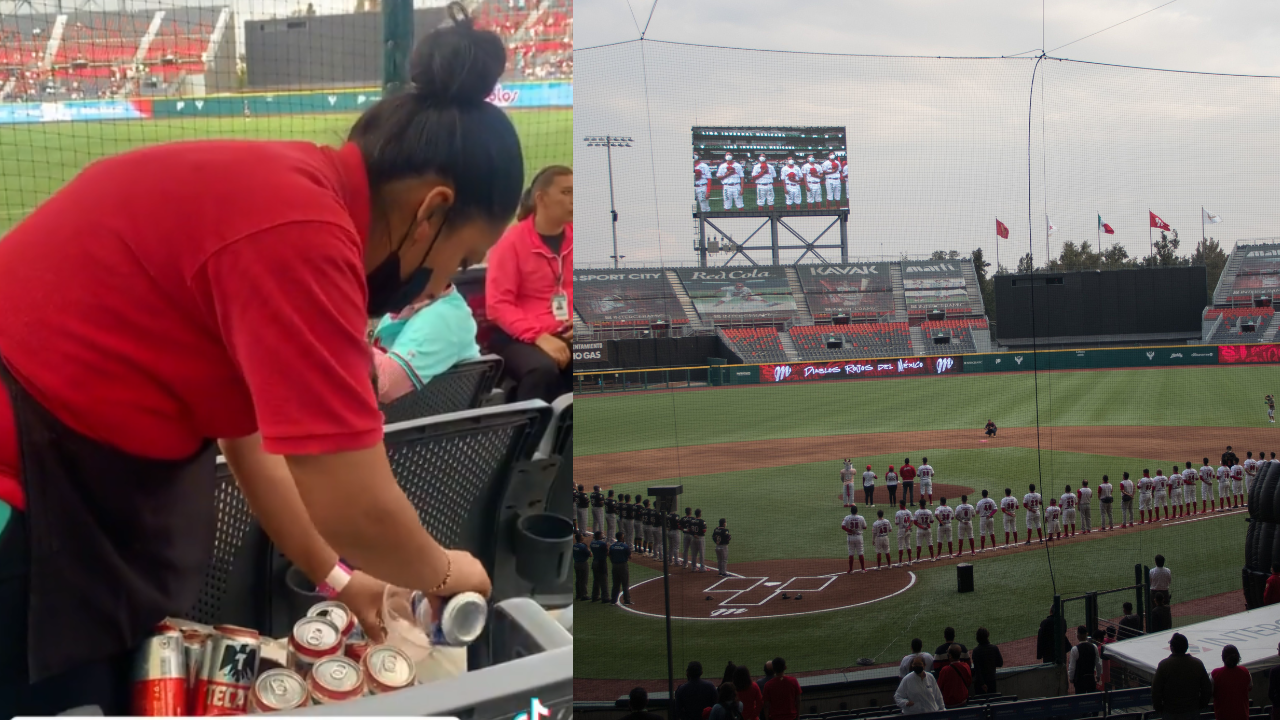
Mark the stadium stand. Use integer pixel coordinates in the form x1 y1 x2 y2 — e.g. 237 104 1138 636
920 318 988 354
902 260 973 317
720 327 788 362
1214 242 1280 307
1208 307 1274 343
574 269 689 331
674 266 799 325
473 0 573 80
797 263 896 321
789 322 915 360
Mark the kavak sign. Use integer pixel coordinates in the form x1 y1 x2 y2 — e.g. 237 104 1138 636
572 341 609 364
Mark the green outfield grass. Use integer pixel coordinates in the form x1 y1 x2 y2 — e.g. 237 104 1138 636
577 365 1280 456
0 109 572 232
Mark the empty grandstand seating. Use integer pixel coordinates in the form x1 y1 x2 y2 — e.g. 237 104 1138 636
902 261 972 316
721 327 788 362
798 263 895 320
790 322 914 360
920 318 987 354
1209 307 1274 343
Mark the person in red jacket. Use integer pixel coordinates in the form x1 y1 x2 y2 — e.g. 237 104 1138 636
486 165 574 403
1265 563 1280 605
900 458 918 506
937 645 972 707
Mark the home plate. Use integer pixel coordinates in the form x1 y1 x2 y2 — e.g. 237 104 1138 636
763 582 781 587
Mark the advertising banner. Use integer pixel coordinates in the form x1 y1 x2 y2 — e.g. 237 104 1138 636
902 261 964 277
572 341 610 364
578 297 684 325
1220 344 1280 364
759 355 961 383
903 278 965 290
675 267 791 297
806 291 893 316
0 99 152 125
796 263 892 293
963 346 1219 373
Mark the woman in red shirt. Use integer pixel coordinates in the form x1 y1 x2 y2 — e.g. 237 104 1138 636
733 665 764 720
1210 645 1251 720
485 166 573 403
0 5 519 715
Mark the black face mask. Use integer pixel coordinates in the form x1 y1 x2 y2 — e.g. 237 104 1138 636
365 209 448 317
913 666 925 676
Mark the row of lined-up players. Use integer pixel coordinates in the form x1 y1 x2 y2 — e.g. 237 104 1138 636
573 484 732 573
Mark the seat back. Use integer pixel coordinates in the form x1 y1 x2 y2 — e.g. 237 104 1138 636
379 354 504 424
184 458 270 629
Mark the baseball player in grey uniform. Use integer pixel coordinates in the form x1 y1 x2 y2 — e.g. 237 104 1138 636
574 484 588 533
680 507 694 567
690 509 708 571
666 509 681 563
589 485 605 533
604 490 618 542
713 518 731 576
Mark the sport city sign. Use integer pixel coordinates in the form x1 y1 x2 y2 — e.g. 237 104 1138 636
759 356 959 383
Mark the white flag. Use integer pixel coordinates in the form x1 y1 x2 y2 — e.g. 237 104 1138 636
1046 216 1057 236
1204 208 1223 224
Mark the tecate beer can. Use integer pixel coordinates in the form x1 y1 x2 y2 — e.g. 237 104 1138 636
198 625 261 716
132 624 187 716
289 616 342 679
248 668 308 713
415 591 488 647
306 600 354 640
183 628 210 689
362 644 416 694
307 655 365 704
344 639 371 663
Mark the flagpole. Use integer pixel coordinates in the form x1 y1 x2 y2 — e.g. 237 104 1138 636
1149 210 1153 257
995 217 1000 270
1202 206 1205 243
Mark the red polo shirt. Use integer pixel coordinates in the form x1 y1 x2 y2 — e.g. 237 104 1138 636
0 140 385 510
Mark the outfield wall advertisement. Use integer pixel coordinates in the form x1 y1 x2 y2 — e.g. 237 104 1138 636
758 355 961 383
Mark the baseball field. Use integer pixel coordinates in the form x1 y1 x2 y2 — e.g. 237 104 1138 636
0 107 573 233
574 363 1274 698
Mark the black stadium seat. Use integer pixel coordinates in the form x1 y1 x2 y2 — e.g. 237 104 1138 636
379 354 504 424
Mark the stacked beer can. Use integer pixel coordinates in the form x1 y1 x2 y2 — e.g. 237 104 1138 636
131 592 486 715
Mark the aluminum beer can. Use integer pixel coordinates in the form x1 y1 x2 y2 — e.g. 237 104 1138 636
306 600 354 640
344 639 371 664
198 625 262 716
132 624 187 716
307 655 365 704
183 628 210 688
415 591 488 646
289 616 342 679
361 644 416 694
248 668 308 713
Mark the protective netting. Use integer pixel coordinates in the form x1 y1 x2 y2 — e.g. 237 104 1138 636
573 39 1275 700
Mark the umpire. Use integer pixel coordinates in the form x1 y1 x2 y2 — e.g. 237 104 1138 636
713 518 731 576
574 484 589 533
590 485 605 533
604 489 618 542
573 532 590 601
609 531 633 605
589 530 609 602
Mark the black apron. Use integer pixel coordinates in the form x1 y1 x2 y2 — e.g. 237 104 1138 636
0 356 218 683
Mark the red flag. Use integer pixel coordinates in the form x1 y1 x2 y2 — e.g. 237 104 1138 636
996 219 1009 239
1149 211 1171 231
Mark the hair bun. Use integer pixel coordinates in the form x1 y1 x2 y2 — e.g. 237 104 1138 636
409 2 506 105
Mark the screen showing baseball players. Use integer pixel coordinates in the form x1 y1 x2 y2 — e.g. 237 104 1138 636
692 126 850 213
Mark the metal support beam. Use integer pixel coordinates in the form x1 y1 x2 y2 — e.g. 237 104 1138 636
840 210 849 263
698 215 708 268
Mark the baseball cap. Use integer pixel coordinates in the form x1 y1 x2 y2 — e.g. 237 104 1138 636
866 465 872 470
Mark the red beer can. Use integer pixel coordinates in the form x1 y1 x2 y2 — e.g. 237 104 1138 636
183 629 210 689
306 600 354 640
307 655 365 704
248 668 308 713
197 624 261 716
132 624 187 716
362 645 416 694
289 616 342 679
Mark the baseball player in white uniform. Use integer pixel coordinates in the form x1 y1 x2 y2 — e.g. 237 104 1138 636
1120 472 1135 527
1022 484 1043 544
1216 462 1231 511
841 160 849 203
1182 462 1198 516
1199 459 1216 513
1168 467 1185 519
894 501 915 566
1245 452 1258 498
1077 480 1093 533
1138 470 1154 524
822 152 842 204
976 489 998 552
750 155 776 208
1000 488 1019 547
780 157 803 207
1097 476 1114 530
933 498 955 558
693 155 712 213
1231 460 1245 508
1060 485 1077 537
842 505 867 573
841 460 857 508
955 495 976 556
871 510 892 570
1044 499 1062 539
918 458 935 503
913 499 936 562
1152 470 1169 521
802 154 823 206
716 153 744 210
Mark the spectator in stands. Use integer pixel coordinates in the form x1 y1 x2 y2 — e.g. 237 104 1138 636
486 165 574 404
674 661 719 720
985 419 997 437
620 687 664 720
1118 602 1144 639
756 660 774 693
1210 645 1251 720
1067 626 1101 695
1264 562 1280 605
895 654 946 715
1149 594 1173 633
901 639 935 678
933 627 970 671
971 627 1004 695
1100 628 1116 690
1037 605 1070 663
733 666 764 720
709 683 744 720
937 645 972 707
369 286 482 403
1150 554 1172 605
0 10 516 715
1151 633 1212 720
721 661 738 686
761 657 802 720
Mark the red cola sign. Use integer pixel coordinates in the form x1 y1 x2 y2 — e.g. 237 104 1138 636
759 356 959 383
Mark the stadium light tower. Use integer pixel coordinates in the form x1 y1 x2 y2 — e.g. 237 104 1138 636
582 135 632 268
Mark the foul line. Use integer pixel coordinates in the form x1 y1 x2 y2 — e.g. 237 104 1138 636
1162 508 1248 527
618 571 917 621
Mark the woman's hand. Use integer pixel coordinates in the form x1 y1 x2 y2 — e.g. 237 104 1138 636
535 333 570 368
433 549 493 599
560 324 574 343
336 570 389 644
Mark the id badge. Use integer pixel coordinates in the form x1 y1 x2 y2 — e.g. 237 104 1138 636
551 292 569 321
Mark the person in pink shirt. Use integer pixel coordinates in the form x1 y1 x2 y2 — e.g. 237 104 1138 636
485 166 573 402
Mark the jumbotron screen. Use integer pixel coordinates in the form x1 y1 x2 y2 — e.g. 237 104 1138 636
692 126 849 213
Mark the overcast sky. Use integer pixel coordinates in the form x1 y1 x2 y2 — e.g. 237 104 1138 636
575 1 1280 269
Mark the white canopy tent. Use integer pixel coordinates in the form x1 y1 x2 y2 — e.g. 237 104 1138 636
1104 604 1280 681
